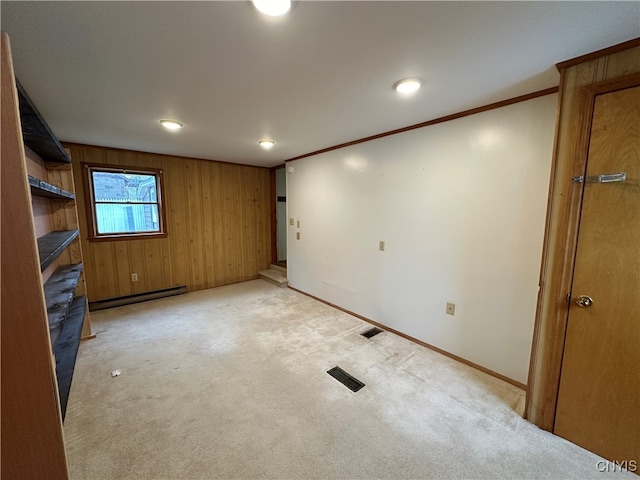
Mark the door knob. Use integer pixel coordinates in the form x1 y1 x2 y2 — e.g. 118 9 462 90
575 295 594 308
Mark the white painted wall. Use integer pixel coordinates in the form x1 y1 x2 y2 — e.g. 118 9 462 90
286 94 557 384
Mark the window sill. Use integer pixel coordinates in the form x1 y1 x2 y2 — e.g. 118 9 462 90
87 232 168 242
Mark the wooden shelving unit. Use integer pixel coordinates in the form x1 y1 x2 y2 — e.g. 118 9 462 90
36 230 80 271
17 78 72 164
44 264 83 347
1 32 92 478
18 74 92 416
29 175 76 200
53 295 87 419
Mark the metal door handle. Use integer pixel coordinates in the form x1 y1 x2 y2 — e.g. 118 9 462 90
575 295 594 308
572 172 627 184
596 172 627 183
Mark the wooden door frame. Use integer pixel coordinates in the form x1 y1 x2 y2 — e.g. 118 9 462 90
525 71 640 431
270 164 285 265
270 166 277 265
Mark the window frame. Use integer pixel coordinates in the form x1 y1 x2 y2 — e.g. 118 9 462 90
82 163 168 241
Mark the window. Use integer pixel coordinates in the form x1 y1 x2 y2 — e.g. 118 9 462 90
83 163 167 240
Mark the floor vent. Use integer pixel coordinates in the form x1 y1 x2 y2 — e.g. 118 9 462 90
361 327 383 339
327 366 365 392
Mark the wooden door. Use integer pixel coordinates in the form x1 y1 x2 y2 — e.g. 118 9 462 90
554 86 640 465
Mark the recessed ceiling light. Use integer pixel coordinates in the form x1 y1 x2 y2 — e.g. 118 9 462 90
252 0 291 16
159 119 183 130
394 79 421 94
258 140 275 149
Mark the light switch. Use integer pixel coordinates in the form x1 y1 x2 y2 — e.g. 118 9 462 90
296 232 300 240
379 241 385 251
289 218 294 226
297 220 300 228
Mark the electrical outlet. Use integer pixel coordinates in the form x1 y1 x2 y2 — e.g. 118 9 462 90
379 241 385 251
131 273 139 282
296 232 300 240
297 220 300 228
289 218 294 226
446 302 455 315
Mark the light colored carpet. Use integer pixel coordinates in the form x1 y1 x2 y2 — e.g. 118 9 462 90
64 280 632 479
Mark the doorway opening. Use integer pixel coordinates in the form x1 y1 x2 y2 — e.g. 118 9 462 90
275 166 287 268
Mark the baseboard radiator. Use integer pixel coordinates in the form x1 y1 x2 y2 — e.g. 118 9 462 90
88 285 188 311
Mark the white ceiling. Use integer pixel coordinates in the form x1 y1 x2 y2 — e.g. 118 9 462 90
2 1 639 167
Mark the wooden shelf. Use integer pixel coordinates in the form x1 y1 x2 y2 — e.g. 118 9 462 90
53 295 86 420
37 229 79 271
44 264 83 348
3 33 92 476
16 80 71 164
28 175 75 200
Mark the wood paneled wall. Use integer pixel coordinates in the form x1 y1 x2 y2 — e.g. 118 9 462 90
67 144 271 302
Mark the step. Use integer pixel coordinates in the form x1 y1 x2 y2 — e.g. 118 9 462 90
259 269 288 288
270 263 287 275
